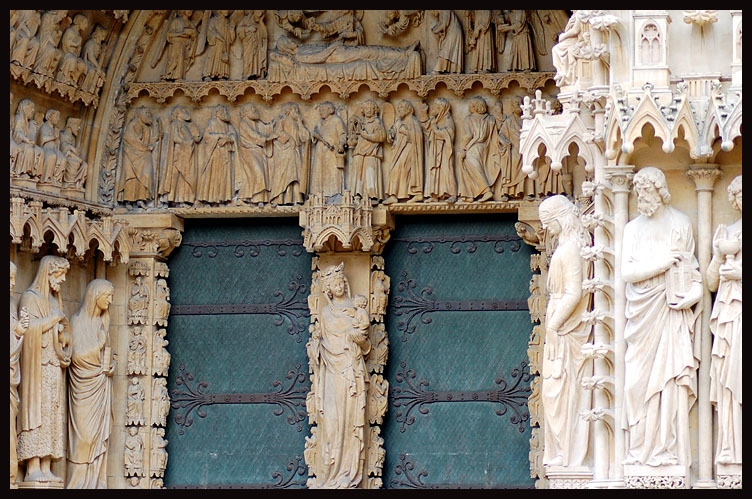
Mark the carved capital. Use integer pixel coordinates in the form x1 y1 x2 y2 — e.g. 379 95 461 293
300 192 394 254
604 166 635 194
686 166 721 193
121 214 184 259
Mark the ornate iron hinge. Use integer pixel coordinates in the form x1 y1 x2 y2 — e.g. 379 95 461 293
171 275 310 342
391 361 531 434
171 363 309 436
392 271 529 341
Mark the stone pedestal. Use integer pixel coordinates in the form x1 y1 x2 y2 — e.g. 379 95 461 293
546 466 593 489
623 464 689 489
716 463 742 489
61 186 86 199
17 481 65 489
11 177 38 189
36 181 61 195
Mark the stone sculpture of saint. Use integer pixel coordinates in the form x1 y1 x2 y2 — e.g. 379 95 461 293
497 10 536 71
17 255 72 484
128 277 149 325
31 10 67 80
348 100 386 203
430 10 463 74
150 10 199 81
466 10 495 73
707 175 742 466
39 109 67 186
621 167 701 467
60 118 88 191
56 14 89 87
552 12 584 86
197 106 237 205
310 102 347 198
80 25 108 94
457 97 496 202
384 100 425 205
492 97 532 199
235 104 271 205
538 195 592 467
124 427 143 476
10 9 41 68
308 263 370 488
423 98 457 202
11 261 30 488
66 279 115 489
267 103 310 205
12 99 43 179
311 10 365 46
117 109 157 207
201 10 235 81
126 378 145 426
159 106 201 207
236 10 267 79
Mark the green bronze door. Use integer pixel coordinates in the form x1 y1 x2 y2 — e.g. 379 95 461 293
382 214 535 489
164 218 312 489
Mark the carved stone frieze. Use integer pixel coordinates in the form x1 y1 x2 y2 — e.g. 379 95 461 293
126 72 554 103
10 11 115 107
124 426 146 477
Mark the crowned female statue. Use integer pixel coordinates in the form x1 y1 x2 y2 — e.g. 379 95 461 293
307 263 370 488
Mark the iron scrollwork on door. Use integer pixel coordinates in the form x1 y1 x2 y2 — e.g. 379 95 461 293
390 454 500 489
392 271 529 342
391 233 523 255
171 363 309 435
171 275 310 342
391 360 531 433
182 238 305 258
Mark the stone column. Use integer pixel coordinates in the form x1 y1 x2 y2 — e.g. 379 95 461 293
112 213 183 489
686 165 720 489
603 165 634 487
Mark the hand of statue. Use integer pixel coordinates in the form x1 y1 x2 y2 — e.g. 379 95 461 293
668 281 702 310
663 249 683 271
719 261 742 281
105 358 116 377
711 224 726 258
17 306 30 334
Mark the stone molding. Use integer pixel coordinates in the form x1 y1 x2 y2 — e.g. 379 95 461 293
126 72 555 103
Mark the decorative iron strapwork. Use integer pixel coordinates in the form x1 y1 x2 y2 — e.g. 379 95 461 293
392 271 529 341
391 233 523 255
171 275 310 342
168 455 307 489
391 360 531 434
182 238 305 259
170 363 309 436
390 454 505 489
